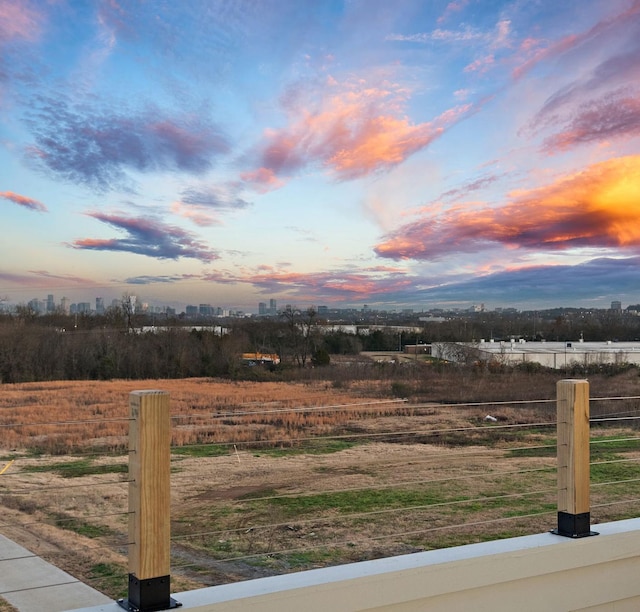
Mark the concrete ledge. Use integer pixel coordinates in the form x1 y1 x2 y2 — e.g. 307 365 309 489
67 518 640 612
0 535 111 612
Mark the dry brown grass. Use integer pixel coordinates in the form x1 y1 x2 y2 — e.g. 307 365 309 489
1 375 639 599
0 598 17 612
0 378 398 454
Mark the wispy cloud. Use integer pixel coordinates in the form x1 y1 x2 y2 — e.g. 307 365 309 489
439 173 501 201
71 212 218 262
464 54 495 73
0 269 97 288
24 94 229 192
180 186 250 210
199 265 414 303
375 156 640 259
0 0 42 43
0 191 47 212
123 274 198 285
385 26 484 44
437 0 469 25
171 185 250 227
245 76 472 185
387 18 510 49
96 0 257 72
543 92 640 152
411 257 640 305
534 46 640 125
512 1 640 81
240 168 285 193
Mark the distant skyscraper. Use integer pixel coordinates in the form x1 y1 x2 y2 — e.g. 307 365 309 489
199 304 213 316
96 297 105 314
61 297 70 314
258 302 267 315
28 298 44 314
611 300 622 311
46 294 55 313
269 299 277 315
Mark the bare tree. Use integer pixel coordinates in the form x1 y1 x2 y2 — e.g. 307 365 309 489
281 306 319 367
120 292 138 332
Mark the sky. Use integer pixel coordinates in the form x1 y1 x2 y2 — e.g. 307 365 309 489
1 0 640 313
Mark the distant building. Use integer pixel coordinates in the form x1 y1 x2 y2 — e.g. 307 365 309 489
269 299 277 315
433 340 640 369
127 295 137 314
611 300 622 311
46 294 55 313
241 352 280 365
199 304 214 316
95 297 105 314
28 298 45 314
185 305 198 317
258 302 267 315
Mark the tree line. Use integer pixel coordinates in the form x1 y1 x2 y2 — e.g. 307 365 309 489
2 305 640 383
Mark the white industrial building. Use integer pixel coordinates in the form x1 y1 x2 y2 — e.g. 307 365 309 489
432 340 640 369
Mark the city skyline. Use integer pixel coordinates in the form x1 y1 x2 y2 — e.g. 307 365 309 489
5 291 636 318
2 1 640 312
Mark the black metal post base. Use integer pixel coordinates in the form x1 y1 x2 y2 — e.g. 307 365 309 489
551 511 599 538
117 574 181 612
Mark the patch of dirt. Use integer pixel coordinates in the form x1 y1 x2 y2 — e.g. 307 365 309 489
1 378 639 598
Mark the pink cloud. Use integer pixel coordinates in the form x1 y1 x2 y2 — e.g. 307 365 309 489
0 270 98 290
0 0 42 43
491 20 511 49
0 191 47 212
543 94 640 152
464 54 495 73
199 264 413 303
170 202 221 227
246 78 473 186
437 0 469 25
240 167 285 193
375 155 640 259
512 1 640 81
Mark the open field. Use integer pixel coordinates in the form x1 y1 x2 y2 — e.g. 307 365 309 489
1 373 640 600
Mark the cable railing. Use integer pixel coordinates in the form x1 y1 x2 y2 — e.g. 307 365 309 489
1 380 639 609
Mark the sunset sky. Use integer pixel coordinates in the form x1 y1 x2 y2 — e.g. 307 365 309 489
2 0 640 312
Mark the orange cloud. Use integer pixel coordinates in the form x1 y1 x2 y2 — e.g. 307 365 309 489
375 155 640 259
0 191 47 212
247 78 472 185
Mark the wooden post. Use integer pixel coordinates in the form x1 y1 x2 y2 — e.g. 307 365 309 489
119 391 179 611
553 379 597 538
